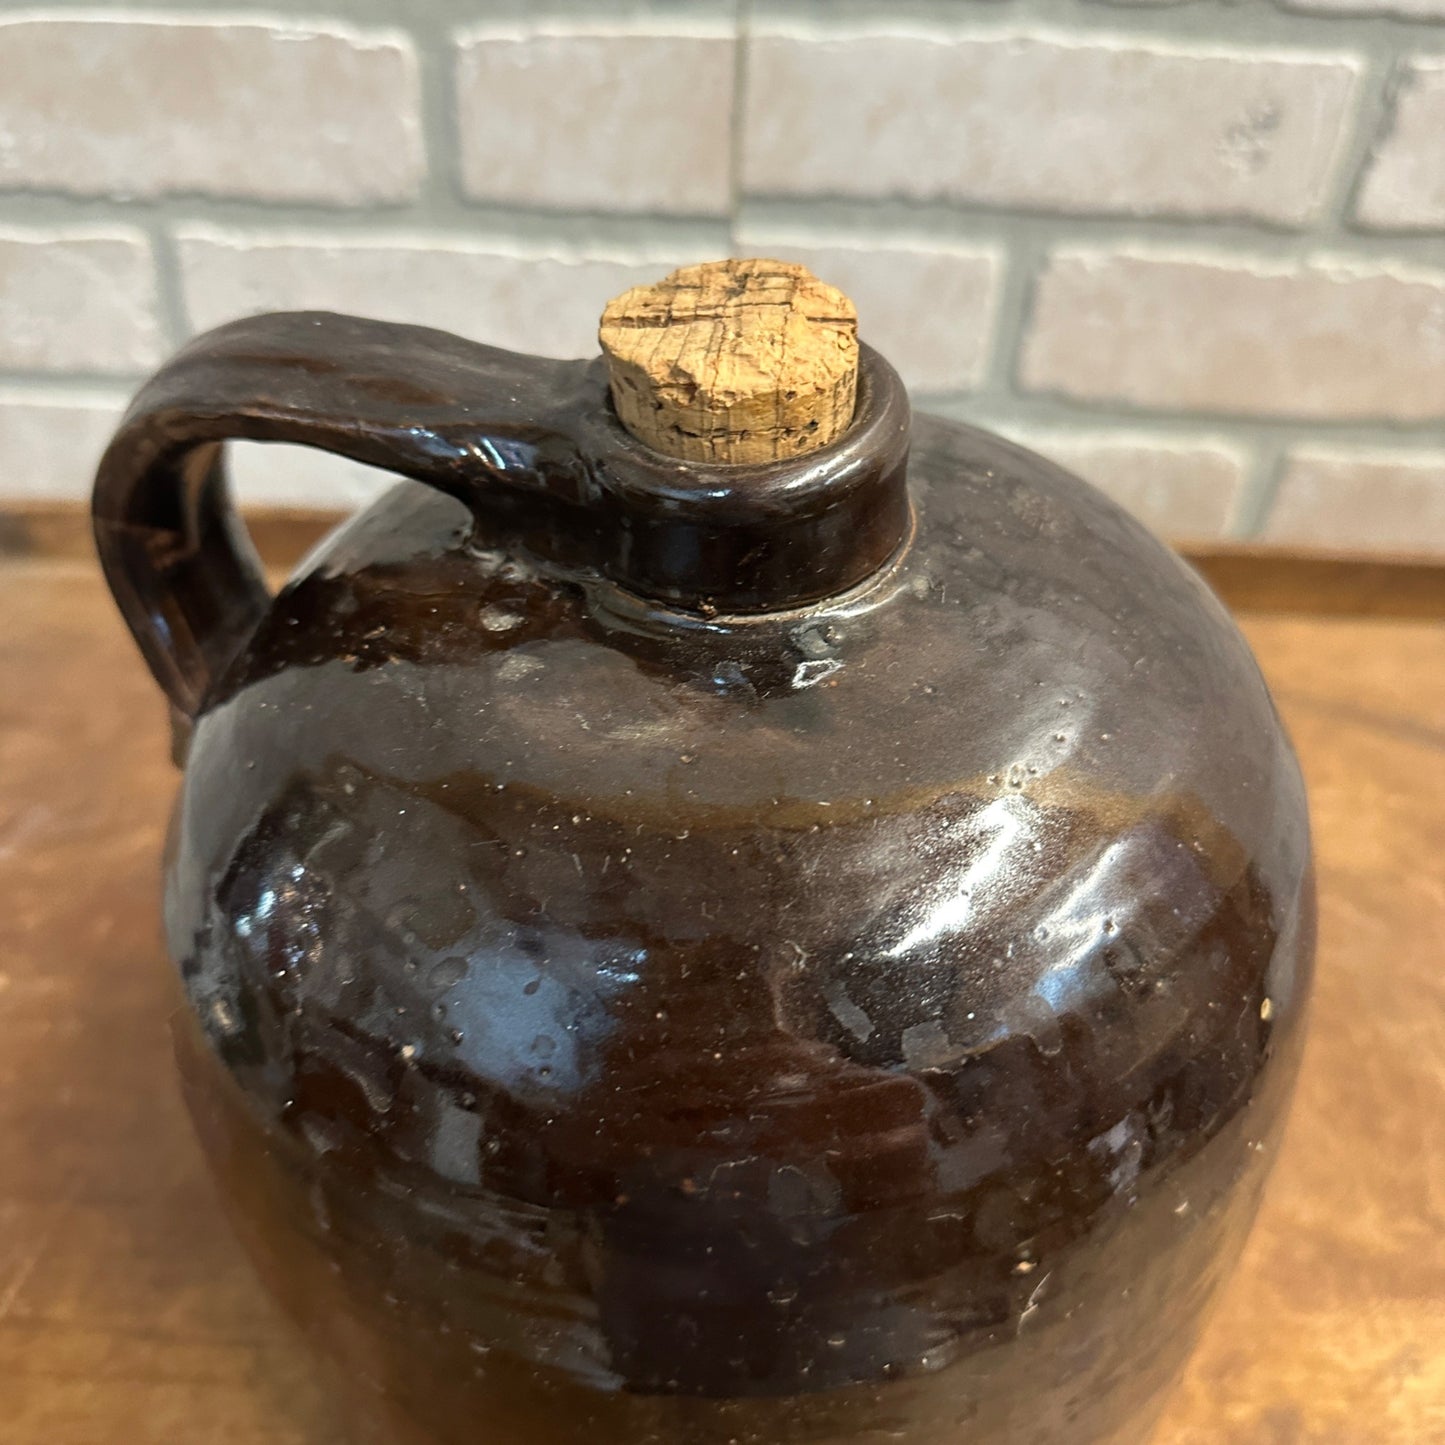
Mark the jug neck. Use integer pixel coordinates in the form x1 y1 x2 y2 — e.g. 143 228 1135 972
561 343 913 615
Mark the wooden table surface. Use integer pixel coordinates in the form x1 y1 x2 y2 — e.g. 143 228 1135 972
2 559 1441 1445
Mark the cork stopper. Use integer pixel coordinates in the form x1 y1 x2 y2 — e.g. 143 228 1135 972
598 258 859 466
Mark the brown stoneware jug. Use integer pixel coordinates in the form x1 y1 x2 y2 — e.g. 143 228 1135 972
93 263 1313 1445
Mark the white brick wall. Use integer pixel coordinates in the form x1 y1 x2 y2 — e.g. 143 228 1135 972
455 25 735 215
743 28 1361 225
1283 1 1445 16
1020 249 1445 421
176 227 689 361
0 2 1442 556
989 428 1248 541
1267 447 1445 548
0 227 161 373
0 16 422 203
1356 59 1445 229
0 389 132 499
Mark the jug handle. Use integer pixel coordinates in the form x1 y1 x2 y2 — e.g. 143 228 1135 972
93 310 591 719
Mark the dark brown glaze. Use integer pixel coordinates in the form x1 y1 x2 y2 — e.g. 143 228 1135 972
92 311 910 715
95 314 1314 1444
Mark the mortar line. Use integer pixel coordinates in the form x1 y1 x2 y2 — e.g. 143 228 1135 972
146 218 193 348
1318 44 1404 236
412 8 467 226
1235 435 1292 539
0 372 144 396
747 0 1445 49
917 390 1445 444
974 236 1043 408
729 0 754 252
3 0 1440 49
5 187 1445 269
733 196 1445 268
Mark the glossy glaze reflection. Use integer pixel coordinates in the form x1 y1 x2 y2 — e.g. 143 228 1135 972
95 313 1313 1444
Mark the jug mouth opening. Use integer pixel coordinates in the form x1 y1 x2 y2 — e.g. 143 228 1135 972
577 343 915 615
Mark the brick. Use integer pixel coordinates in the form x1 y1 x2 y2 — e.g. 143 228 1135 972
0 228 162 374
743 27 1360 224
229 444 395 512
1356 59 1445 231
0 389 128 499
455 25 735 215
176 227 685 361
1282 1 1445 16
0 17 421 204
1265 447 1445 553
732 231 1002 393
1020 248 1445 421
987 425 1245 540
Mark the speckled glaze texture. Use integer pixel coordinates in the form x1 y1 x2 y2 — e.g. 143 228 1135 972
94 312 1314 1445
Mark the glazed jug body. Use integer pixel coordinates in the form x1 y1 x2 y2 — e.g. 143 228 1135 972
95 311 1314 1445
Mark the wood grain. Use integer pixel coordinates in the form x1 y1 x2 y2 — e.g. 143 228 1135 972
7 501 1445 619
0 561 1440 1443
1185 544 1445 620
